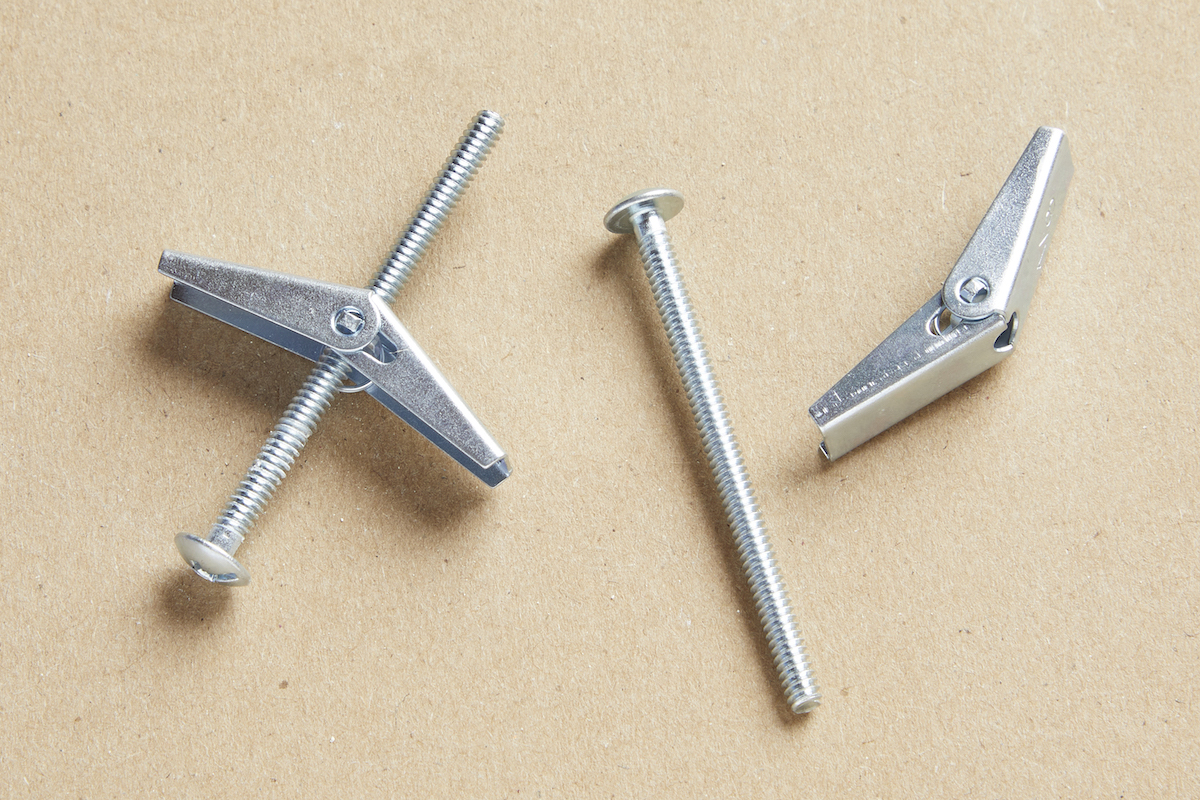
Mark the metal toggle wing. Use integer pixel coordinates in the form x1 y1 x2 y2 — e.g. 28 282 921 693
809 127 1073 460
159 251 510 486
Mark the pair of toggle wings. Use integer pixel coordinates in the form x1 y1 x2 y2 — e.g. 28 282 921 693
810 127 1073 460
159 251 510 486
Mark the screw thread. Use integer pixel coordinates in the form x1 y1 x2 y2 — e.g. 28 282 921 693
632 209 821 714
203 111 504 558
371 110 504 304
209 352 351 551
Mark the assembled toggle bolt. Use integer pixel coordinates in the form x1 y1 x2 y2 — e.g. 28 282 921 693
161 111 509 586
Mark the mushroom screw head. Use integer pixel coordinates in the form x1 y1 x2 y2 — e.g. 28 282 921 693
175 533 252 586
604 188 684 235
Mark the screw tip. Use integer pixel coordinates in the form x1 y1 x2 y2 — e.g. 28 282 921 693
475 109 504 127
790 693 821 714
604 188 684 235
175 533 251 586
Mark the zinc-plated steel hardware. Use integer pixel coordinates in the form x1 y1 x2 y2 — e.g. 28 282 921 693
605 188 821 715
809 127 1073 460
165 111 509 587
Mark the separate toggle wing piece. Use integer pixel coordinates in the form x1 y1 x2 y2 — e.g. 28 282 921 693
809 127 1073 460
160 251 510 486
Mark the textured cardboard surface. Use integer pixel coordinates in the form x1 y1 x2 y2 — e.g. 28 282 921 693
1 1 1197 796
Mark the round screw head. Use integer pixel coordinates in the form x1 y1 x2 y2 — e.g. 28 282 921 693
958 276 991 304
175 533 251 586
332 306 366 337
604 188 684 234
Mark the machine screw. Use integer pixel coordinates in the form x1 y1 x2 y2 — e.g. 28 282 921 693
175 110 505 586
604 188 821 714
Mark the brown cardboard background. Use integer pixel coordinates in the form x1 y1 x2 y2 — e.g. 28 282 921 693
1 0 1196 796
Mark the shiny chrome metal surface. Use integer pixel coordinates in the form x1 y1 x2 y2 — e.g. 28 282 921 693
165 110 507 586
160 253 509 486
810 126 1073 461
606 188 821 715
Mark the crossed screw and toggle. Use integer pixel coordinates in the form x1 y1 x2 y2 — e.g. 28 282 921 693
164 112 819 714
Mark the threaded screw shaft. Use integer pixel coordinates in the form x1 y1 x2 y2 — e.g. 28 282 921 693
605 189 820 714
180 111 504 585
